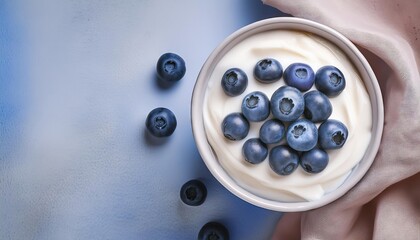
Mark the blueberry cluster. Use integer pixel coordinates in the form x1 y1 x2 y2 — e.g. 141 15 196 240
221 59 348 175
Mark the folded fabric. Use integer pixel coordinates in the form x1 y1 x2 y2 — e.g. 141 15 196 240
262 0 420 239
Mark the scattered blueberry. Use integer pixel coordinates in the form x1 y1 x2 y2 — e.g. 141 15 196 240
156 53 186 82
241 91 270 122
198 222 230 240
145 107 177 137
242 138 268 164
254 58 283 83
304 90 332 123
286 119 318 152
315 65 346 97
259 119 285 144
180 179 207 206
283 62 315 91
318 119 348 149
221 113 250 141
269 145 299 176
270 86 305 122
221 68 248 97
300 148 329 173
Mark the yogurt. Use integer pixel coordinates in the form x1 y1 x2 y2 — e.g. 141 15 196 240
203 30 372 202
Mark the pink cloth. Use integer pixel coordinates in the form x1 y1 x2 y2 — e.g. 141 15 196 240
262 0 420 239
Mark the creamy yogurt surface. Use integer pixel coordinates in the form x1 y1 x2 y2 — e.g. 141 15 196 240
202 30 373 202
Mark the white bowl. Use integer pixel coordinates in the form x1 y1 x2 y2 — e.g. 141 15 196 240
191 17 384 212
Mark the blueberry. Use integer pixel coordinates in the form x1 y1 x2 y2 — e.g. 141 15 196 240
300 148 329 173
269 145 299 176
318 119 348 149
283 63 315 91
270 86 304 122
241 91 270 122
286 119 318 152
180 179 207 206
198 222 229 240
145 107 177 137
242 138 268 164
304 90 332 123
156 53 186 82
221 68 248 97
221 113 250 141
315 65 346 97
259 119 285 144
253 58 283 83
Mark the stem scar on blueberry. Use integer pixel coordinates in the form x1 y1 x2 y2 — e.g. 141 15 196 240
303 164 312 172
292 125 306 138
246 95 259 109
225 134 234 141
208 233 219 240
185 187 198 201
259 59 272 69
222 122 234 140
279 98 294 115
198 222 229 240
226 71 238 85
329 72 342 86
295 68 308 79
332 131 345 145
164 60 176 73
223 127 236 141
285 163 295 174
154 116 167 129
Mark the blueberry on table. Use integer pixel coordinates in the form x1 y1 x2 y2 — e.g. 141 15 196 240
259 119 285 144
145 107 177 137
254 58 283 83
318 119 348 149
221 68 248 97
304 90 332 123
221 113 250 141
286 119 318 152
300 148 329 173
198 222 229 240
156 52 186 82
269 145 299 176
283 62 315 91
241 91 270 122
242 138 268 164
315 65 346 97
270 86 305 122
180 179 207 206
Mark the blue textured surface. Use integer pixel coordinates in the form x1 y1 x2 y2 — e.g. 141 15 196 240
0 1 285 239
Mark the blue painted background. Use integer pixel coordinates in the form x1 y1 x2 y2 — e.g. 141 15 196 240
0 1 287 239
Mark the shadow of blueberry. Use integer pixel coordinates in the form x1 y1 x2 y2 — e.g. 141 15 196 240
155 74 179 89
143 127 171 146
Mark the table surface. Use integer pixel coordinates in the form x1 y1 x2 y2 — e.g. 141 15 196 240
0 1 288 239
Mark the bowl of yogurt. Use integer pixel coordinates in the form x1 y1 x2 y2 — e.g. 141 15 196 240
191 17 384 212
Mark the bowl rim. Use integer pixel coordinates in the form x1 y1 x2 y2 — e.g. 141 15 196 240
191 17 384 212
